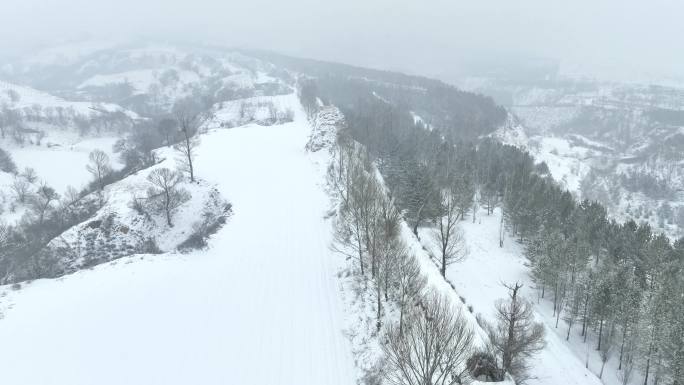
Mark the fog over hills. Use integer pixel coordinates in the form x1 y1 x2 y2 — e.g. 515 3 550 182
1 0 682 85
0 3 683 385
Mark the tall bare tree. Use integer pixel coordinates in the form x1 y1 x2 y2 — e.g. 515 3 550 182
394 251 426 334
383 293 475 385
332 154 377 276
432 187 468 277
31 182 59 225
173 107 201 183
86 149 112 191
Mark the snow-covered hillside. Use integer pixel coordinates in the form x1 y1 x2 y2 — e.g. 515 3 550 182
486 79 684 239
0 80 133 116
420 211 608 385
2 42 679 385
0 95 356 385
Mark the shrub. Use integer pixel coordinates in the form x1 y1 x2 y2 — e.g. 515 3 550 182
467 351 503 382
177 202 232 252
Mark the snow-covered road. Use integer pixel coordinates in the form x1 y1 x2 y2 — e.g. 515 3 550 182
0 99 356 385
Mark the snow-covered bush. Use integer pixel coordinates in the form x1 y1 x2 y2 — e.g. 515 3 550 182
177 199 232 252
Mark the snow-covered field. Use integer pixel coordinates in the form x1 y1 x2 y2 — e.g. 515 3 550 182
0 133 123 194
0 80 132 116
0 96 356 385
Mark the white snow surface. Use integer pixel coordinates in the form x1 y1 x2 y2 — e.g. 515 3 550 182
1 134 123 194
0 80 132 116
419 209 612 385
0 95 356 385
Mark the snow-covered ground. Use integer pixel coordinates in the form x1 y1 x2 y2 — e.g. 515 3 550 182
493 120 593 195
0 95 356 385
1 134 123 194
420 209 628 385
0 80 133 116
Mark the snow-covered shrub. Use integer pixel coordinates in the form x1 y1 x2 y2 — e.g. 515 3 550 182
177 193 232 252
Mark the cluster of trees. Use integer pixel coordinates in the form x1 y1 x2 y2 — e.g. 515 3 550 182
302 72 682 383
0 104 133 143
0 146 133 283
329 134 479 384
328 126 545 384
114 99 203 179
0 97 207 284
486 137 684 384
0 178 99 283
338 96 475 275
329 137 426 332
348 101 683 383
256 50 507 142
620 171 677 200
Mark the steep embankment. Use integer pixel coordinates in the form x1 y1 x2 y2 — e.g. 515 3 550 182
0 95 356 385
419 210 610 385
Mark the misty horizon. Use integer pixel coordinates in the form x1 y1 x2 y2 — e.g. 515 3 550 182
2 0 683 85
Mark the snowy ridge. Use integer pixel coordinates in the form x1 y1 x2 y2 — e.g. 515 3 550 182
0 93 357 385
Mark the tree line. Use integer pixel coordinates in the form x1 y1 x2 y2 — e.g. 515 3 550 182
304 78 683 384
326 103 545 383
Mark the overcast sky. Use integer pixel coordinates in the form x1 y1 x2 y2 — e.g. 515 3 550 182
1 0 682 84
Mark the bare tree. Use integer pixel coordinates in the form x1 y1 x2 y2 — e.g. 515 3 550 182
432 187 468 277
146 168 190 227
63 186 81 206
11 177 31 203
394 251 426 334
383 293 475 385
173 107 201 183
332 155 381 277
485 282 545 384
332 157 372 276
86 149 112 191
31 182 59 225
373 199 402 331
